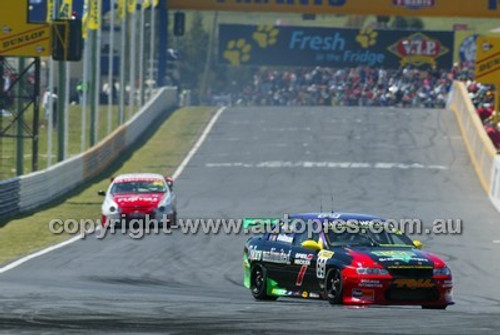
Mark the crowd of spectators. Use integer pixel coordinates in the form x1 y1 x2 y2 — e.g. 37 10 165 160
229 66 453 109
212 63 499 150
451 61 499 150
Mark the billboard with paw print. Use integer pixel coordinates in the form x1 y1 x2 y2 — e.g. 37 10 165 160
218 24 454 69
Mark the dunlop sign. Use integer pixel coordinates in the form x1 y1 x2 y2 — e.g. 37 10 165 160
170 0 500 19
476 36 500 85
0 0 51 57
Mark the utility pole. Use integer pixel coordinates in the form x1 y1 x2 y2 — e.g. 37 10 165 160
139 2 146 106
56 0 66 162
148 0 156 98
0 57 4 179
129 5 137 118
89 27 98 146
157 0 167 87
16 58 25 175
119 5 127 125
108 0 115 134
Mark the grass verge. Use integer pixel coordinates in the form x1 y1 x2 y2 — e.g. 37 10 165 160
0 106 216 266
0 105 127 180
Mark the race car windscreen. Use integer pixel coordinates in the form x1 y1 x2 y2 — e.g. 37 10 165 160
111 181 167 194
326 229 414 248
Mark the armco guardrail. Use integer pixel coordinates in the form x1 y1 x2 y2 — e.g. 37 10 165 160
0 87 177 218
0 178 20 217
449 81 500 211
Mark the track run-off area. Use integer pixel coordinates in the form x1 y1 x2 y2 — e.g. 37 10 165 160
1 106 500 334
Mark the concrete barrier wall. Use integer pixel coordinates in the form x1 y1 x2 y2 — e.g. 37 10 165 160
491 157 500 210
449 81 498 193
449 81 500 211
0 87 177 218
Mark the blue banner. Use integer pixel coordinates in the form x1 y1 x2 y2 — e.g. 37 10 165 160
218 24 455 70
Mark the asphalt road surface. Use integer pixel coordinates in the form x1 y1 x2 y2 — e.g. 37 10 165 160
1 107 500 334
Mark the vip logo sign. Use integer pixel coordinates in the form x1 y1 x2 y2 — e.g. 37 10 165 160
388 32 450 67
392 0 436 10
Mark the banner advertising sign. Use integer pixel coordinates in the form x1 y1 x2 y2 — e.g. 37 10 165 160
218 24 454 69
476 36 500 84
171 0 500 19
0 0 52 57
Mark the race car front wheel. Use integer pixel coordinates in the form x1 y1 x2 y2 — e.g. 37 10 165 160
325 268 343 305
250 264 278 301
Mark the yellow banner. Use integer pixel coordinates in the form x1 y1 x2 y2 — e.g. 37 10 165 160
128 0 137 13
58 0 73 18
476 36 500 84
46 0 55 22
117 0 126 19
169 0 500 19
89 0 100 30
144 0 159 9
82 0 89 39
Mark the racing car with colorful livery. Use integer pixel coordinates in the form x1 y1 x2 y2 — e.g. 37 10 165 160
98 173 177 227
243 213 453 309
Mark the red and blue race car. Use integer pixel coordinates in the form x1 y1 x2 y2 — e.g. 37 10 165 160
243 212 454 309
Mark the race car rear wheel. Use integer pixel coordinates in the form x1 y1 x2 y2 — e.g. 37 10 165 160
250 264 278 301
325 268 343 305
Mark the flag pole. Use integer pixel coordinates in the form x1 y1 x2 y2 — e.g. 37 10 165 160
128 5 137 118
108 0 115 134
138 2 145 107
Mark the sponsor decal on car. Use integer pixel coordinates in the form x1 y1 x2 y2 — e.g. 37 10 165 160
440 280 453 288
114 195 162 204
248 246 262 261
393 278 435 289
262 248 292 265
371 250 417 263
359 279 384 288
271 288 287 296
294 253 313 265
352 288 375 301
309 292 320 299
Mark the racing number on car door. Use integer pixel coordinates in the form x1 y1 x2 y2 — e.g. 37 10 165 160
290 231 320 291
316 250 334 279
295 254 314 286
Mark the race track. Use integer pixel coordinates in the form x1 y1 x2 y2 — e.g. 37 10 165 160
1 106 500 334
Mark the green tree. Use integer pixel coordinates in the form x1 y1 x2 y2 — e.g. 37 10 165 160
177 13 209 102
390 16 425 30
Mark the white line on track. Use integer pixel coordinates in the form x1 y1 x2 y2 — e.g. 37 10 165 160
172 107 226 179
0 235 82 274
494 240 500 244
0 106 227 275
